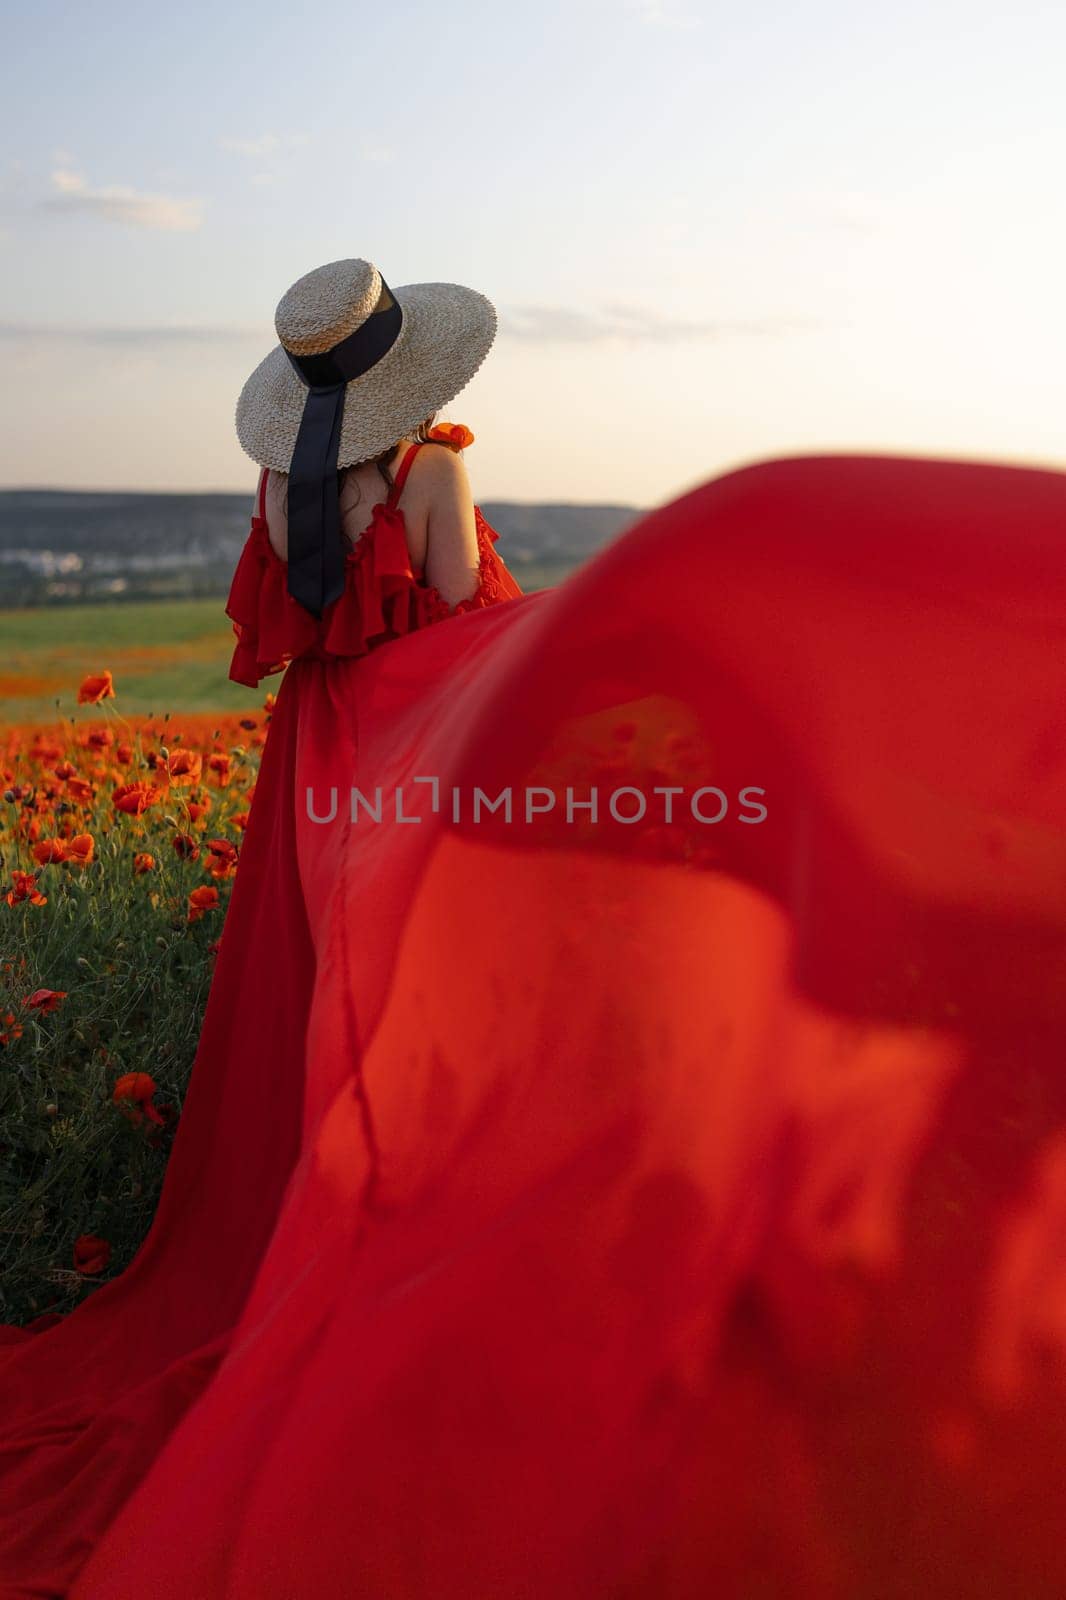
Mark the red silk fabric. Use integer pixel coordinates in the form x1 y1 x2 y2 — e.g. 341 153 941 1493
227 453 522 687
1 453 1065 1597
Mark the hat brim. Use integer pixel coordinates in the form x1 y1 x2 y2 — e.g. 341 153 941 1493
234 281 497 471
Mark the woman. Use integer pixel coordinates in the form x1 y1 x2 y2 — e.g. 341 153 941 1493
2 257 1065 1599
225 255 527 684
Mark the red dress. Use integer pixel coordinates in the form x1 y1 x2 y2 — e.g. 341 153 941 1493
226 441 523 688
1 448 1065 1599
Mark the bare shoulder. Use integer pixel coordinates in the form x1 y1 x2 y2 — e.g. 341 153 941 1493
413 443 480 602
407 441 472 495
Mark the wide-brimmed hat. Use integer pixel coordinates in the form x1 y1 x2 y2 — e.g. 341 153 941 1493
234 258 496 617
235 258 497 473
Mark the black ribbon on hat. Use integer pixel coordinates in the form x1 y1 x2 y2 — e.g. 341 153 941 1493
283 276 403 616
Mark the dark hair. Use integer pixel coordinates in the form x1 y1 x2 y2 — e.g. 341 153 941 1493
272 411 439 518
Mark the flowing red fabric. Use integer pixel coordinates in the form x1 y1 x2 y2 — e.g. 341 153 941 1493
226 448 521 688
1 450 1065 1598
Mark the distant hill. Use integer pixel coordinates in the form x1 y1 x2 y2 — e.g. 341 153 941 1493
0 489 643 607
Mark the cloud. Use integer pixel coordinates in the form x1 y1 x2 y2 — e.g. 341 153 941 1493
803 194 879 235
498 304 822 343
218 130 316 187
0 321 268 347
777 188 879 236
819 205 878 234
0 305 824 354
357 138 396 165
623 0 702 27
42 169 202 231
218 132 310 156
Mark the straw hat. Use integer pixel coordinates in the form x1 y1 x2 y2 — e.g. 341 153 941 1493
234 258 497 471
233 258 496 616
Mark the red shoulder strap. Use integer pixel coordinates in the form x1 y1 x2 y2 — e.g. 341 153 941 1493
257 467 268 522
387 443 423 509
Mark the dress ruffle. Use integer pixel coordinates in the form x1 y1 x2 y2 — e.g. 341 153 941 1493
226 500 520 689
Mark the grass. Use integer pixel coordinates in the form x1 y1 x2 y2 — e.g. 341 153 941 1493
0 564 564 728
0 598 260 725
0 690 267 1325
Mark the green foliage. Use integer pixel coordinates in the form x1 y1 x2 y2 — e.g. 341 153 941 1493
0 597 260 725
0 694 265 1326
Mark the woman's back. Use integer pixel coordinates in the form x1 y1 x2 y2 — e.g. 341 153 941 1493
262 441 407 562
262 437 476 602
226 429 525 689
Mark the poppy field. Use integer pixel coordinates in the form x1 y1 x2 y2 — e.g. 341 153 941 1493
0 597 259 726
0 665 273 1327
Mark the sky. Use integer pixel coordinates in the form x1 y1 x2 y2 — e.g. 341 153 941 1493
2 0 1065 507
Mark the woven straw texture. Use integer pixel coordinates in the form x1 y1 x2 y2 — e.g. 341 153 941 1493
235 259 497 471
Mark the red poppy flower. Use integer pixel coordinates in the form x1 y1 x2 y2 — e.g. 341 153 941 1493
206 838 238 880
112 1071 165 1127
113 1069 156 1101
188 885 220 922
66 833 95 867
54 761 77 781
164 749 202 788
427 422 475 451
5 870 47 907
32 839 69 866
73 1234 111 1275
24 988 67 1013
113 782 163 816
172 833 200 861
1 1009 24 1045
133 852 156 874
77 671 115 705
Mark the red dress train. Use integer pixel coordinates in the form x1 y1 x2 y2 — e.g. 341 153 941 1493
1 442 1065 1597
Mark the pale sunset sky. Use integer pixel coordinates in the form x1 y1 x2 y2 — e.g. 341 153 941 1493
2 0 1064 507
